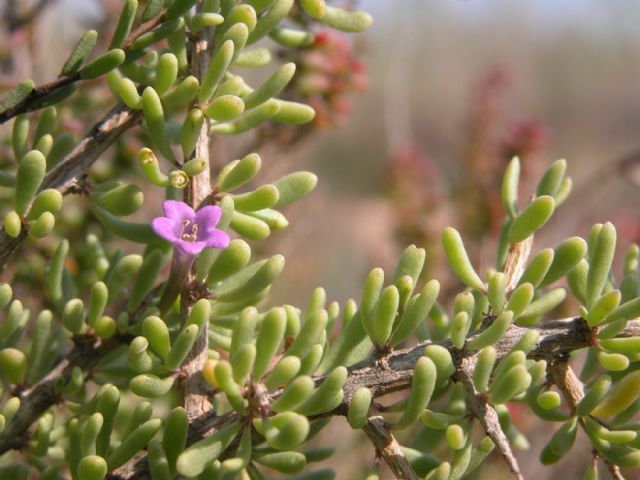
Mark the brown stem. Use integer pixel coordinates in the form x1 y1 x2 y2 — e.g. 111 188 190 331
458 356 524 479
178 1 214 421
363 416 419 480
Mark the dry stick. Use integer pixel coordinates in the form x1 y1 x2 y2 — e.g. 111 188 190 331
458 356 524 480
110 317 640 480
179 4 214 421
0 10 166 125
548 360 626 480
363 416 419 480
0 102 141 270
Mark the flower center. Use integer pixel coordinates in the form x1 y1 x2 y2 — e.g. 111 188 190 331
181 220 199 243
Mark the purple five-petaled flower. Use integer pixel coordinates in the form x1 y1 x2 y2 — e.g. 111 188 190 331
151 200 230 256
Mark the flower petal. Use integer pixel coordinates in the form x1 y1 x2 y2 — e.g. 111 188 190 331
151 217 179 243
175 239 207 256
195 205 223 233
204 229 231 249
163 200 195 223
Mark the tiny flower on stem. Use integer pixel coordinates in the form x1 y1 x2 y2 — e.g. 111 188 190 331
152 200 230 256
152 200 230 313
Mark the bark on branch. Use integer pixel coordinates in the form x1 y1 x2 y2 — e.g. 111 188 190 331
363 416 419 480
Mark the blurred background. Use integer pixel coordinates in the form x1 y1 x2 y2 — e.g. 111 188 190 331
2 0 640 478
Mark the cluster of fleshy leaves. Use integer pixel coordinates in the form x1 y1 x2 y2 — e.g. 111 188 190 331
0 2 639 480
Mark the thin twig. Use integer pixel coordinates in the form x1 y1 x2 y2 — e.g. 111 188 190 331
363 416 419 480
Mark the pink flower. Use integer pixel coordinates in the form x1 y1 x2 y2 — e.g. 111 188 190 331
151 200 230 256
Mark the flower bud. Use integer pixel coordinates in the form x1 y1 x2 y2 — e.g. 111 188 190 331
168 170 189 189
